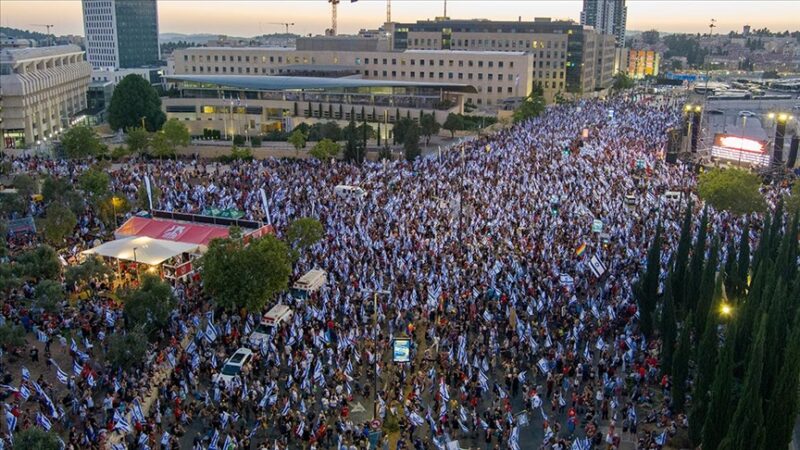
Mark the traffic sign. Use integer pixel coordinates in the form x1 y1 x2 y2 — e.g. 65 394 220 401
371 419 382 429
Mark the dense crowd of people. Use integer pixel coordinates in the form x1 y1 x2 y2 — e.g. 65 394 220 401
0 95 789 450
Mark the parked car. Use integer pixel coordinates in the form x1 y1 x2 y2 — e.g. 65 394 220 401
738 110 757 118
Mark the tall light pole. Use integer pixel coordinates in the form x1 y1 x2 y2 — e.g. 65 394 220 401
132 247 140 283
362 288 390 420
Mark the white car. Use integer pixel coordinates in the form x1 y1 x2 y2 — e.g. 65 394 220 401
738 110 757 118
213 348 253 385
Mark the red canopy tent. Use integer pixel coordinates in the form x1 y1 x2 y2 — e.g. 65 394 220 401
115 217 230 247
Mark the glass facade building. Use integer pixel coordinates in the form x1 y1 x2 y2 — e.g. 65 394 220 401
82 0 160 69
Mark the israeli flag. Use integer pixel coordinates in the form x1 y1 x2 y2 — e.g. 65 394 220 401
114 413 132 433
105 311 116 328
36 412 52 431
408 411 425 427
439 378 450 402
161 432 170 446
5 411 17 433
572 437 592 450
56 367 69 385
537 357 550 374
132 399 146 423
655 431 667 446
19 384 31 400
209 429 220 450
21 367 30 381
517 371 527 383
37 330 49 343
280 399 290 416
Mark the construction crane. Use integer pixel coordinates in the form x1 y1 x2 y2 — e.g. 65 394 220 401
327 0 358 36
29 24 54 46
265 22 295 34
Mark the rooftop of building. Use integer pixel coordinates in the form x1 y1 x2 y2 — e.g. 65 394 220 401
404 49 528 56
0 44 84 63
166 74 478 93
181 46 295 52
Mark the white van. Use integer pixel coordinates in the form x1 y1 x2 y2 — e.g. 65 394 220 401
248 304 293 347
291 269 327 300
334 185 367 201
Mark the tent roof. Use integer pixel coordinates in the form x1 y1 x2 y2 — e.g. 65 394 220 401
82 236 199 265
116 217 229 246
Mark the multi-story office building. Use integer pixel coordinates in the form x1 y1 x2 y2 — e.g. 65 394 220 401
172 47 534 107
0 45 91 148
580 0 627 47
387 18 616 98
81 0 160 69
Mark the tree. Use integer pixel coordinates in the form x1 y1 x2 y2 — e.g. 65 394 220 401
612 72 635 91
0 191 26 216
683 207 709 313
403 121 421 162
671 315 692 413
343 118 361 163
634 224 661 338
39 202 77 244
200 236 291 312
288 129 307 156
79 167 111 201
34 279 64 314
286 217 324 252
60 125 106 159
106 329 148 371
0 322 26 349
512 92 546 123
12 426 61 450
126 127 151 155
108 74 166 131
420 113 440 145
787 181 800 216
136 181 161 210
122 274 176 341
65 255 115 291
443 113 465 138
641 29 660 45
13 174 37 199
41 175 83 215
697 168 766 215
659 271 677 374
689 307 719 445
718 316 767 450
97 194 131 228
672 201 693 310
702 324 737 450
763 310 800 450
15 245 60 281
149 132 176 160
162 118 190 150
733 219 751 298
309 138 340 161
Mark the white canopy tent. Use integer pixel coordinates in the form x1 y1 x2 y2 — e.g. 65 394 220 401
82 236 200 266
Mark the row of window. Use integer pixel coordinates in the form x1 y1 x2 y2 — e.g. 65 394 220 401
359 57 513 69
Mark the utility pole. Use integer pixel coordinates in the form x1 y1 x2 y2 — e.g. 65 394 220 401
30 24 55 46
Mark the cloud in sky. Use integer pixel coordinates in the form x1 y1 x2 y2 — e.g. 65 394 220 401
2 0 798 37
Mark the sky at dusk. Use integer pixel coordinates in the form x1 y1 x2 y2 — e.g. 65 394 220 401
2 0 799 38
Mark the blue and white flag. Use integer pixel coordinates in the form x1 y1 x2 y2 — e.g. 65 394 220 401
5 411 16 434
106 311 116 328
113 411 131 433
572 437 592 450
537 357 550 374
36 412 52 431
408 411 425 427
518 371 527 383
37 329 49 343
132 399 146 423
55 366 69 385
209 429 220 450
161 432 171 446
655 431 667 446
21 367 30 381
280 399 290 416
73 360 82 375
19 384 31 400
439 378 449 402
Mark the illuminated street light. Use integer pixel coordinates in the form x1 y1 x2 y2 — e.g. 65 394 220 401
720 303 733 317
694 105 702 112
768 113 775 119
684 104 693 112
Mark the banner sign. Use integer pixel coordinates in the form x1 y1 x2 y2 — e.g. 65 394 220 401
392 338 411 363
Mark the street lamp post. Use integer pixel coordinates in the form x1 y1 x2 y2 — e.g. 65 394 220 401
132 247 140 283
362 288 390 421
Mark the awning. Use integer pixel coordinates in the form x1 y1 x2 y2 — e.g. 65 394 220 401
116 217 229 246
82 236 200 265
